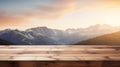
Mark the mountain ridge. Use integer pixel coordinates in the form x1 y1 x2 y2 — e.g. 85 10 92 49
0 38 15 45
75 31 120 45
0 24 120 45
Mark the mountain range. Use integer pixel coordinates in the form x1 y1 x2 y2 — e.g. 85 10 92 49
0 24 120 45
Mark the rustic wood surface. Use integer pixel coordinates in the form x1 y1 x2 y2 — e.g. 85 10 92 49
0 45 120 61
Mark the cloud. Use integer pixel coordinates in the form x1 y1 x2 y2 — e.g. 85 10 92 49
24 0 78 19
27 0 103 19
0 0 102 20
103 0 120 6
0 11 28 27
1 0 118 24
0 0 80 25
97 0 120 7
1 0 120 30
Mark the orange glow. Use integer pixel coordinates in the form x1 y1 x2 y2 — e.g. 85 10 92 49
0 0 120 30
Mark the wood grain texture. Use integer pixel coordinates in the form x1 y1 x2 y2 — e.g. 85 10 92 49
0 45 120 61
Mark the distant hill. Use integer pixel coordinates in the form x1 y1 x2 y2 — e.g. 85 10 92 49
0 39 15 45
75 31 120 45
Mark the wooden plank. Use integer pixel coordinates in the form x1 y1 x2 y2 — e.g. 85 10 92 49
0 45 119 61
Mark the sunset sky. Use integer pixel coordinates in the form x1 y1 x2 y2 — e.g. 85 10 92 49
0 0 120 30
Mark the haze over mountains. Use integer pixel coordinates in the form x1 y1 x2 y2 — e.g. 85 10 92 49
75 31 120 45
0 24 120 45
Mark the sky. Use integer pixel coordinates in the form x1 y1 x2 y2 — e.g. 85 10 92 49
0 0 120 30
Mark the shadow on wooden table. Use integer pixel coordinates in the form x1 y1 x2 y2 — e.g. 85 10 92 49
0 61 120 67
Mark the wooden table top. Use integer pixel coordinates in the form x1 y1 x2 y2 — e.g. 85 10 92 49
0 45 120 61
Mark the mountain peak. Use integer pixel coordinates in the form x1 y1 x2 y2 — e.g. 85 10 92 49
87 24 112 30
26 26 49 32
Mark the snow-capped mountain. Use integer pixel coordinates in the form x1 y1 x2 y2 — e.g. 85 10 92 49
0 29 58 45
0 24 120 45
